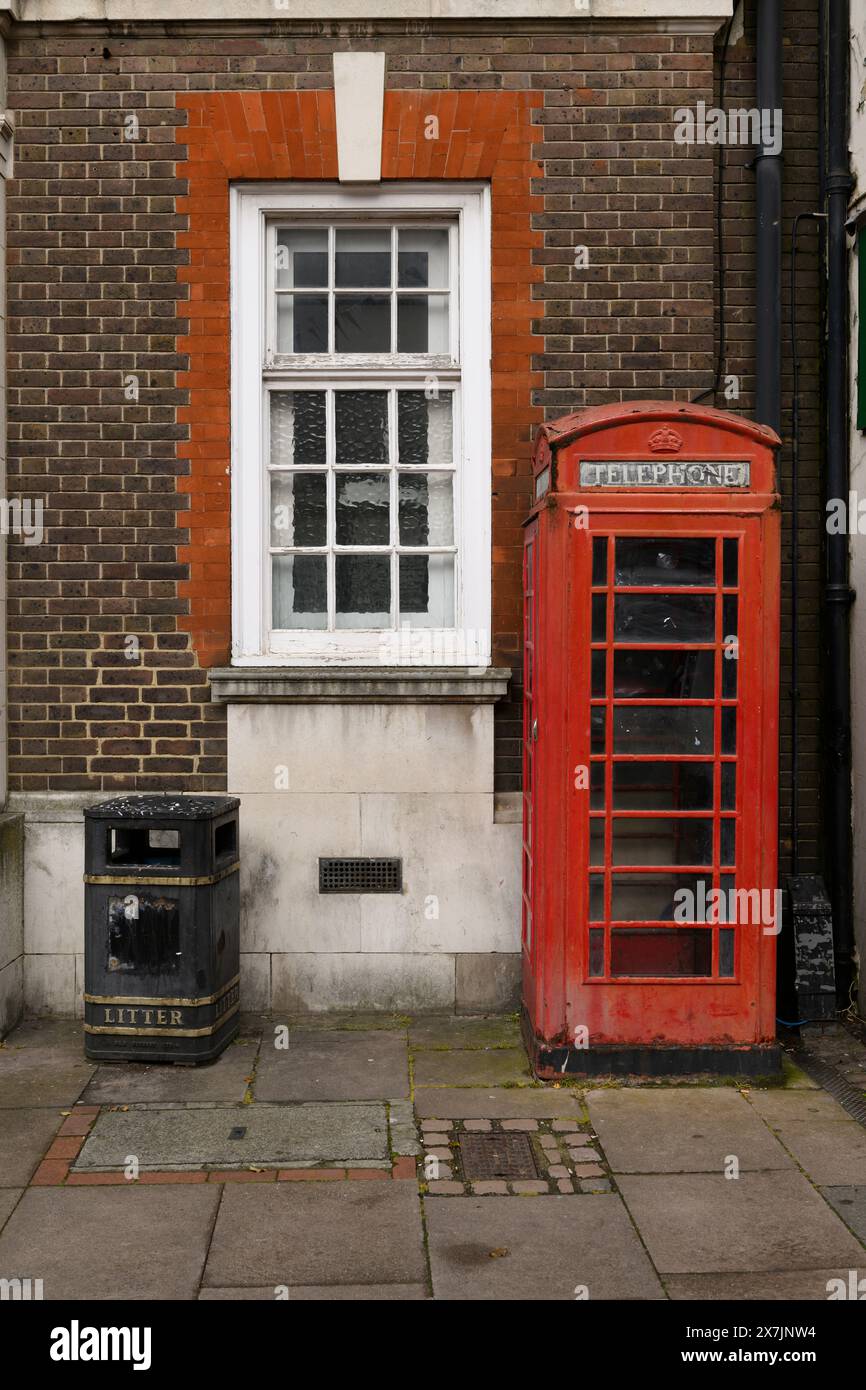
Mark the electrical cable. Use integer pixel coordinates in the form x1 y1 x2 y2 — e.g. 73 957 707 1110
776 1015 837 1028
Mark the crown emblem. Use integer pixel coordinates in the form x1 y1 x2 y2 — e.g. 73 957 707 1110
648 427 683 454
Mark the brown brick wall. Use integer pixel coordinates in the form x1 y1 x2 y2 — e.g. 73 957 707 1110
507 25 719 791
3 9 824 877
706 2 823 876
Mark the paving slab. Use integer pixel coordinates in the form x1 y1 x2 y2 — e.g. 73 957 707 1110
3 1019 85 1050
425 1193 664 1300
74 1103 389 1170
203 1181 426 1287
617 1171 866 1275
255 1029 408 1102
414 1087 582 1120
388 1098 421 1156
200 1283 428 1300
80 1043 258 1106
413 1048 532 1088
666 1268 866 1300
821 1186 866 1243
0 1023 94 1109
236 1014 267 1038
586 1087 793 1173
0 1109 64 1186
746 1089 866 1185
0 1186 220 1300
279 1012 410 1033
409 1016 522 1051
0 1189 22 1233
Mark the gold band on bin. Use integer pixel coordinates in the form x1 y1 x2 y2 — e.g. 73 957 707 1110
83 861 240 889
83 973 240 1009
83 1002 240 1039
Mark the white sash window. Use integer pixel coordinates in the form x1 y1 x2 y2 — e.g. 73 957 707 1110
231 184 491 665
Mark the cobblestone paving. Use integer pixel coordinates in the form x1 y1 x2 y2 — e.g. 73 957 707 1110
418 1115 612 1195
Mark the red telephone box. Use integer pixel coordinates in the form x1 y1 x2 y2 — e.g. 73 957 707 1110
522 402 782 1076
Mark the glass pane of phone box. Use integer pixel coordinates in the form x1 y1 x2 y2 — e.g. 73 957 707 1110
610 928 712 977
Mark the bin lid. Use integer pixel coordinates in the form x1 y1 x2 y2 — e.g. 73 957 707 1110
84 795 240 821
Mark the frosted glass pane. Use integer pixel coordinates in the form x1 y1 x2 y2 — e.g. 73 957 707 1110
335 554 390 627
272 554 327 629
335 391 388 464
398 473 453 546
270 473 326 547
399 554 455 627
336 473 390 546
397 392 453 466
270 392 326 466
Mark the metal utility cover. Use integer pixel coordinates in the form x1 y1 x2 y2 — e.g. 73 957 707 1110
459 1133 538 1181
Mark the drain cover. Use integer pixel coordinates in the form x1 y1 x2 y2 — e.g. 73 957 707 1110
795 1050 866 1129
459 1133 537 1181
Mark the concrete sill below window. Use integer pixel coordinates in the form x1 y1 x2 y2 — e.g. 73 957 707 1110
208 666 512 704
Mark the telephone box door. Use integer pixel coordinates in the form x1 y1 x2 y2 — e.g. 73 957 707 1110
567 516 776 1048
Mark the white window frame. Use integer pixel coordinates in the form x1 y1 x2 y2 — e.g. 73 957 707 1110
230 182 492 666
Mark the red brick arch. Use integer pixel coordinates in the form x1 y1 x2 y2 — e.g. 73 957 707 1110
176 89 543 667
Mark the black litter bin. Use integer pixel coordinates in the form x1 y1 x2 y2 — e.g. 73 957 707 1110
83 795 241 1063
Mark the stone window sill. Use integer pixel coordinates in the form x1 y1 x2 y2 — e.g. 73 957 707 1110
208 666 512 705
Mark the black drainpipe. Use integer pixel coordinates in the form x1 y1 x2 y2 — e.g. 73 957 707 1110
823 0 855 1002
755 0 782 435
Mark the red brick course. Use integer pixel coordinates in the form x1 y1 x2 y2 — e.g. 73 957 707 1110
278 1168 347 1181
206 1168 277 1182
44 1134 86 1161
137 1171 209 1184
30 1159 71 1186
176 89 542 671
65 1172 130 1185
390 1156 418 1180
58 1114 98 1136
